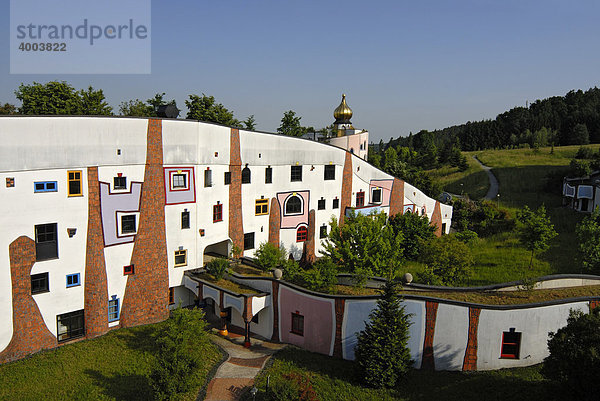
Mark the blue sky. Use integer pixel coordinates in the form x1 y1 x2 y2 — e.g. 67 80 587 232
1 0 600 142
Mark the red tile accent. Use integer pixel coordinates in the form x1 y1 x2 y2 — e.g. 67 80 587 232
271 280 280 342
229 128 244 256
389 178 405 216
590 300 600 312
430 201 443 237
268 197 280 247
421 301 438 370
339 152 353 225
333 298 345 358
0 237 57 363
462 307 481 371
84 167 109 338
120 119 169 327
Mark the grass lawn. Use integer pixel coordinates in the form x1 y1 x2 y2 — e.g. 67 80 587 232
426 155 488 200
245 347 561 401
0 317 222 401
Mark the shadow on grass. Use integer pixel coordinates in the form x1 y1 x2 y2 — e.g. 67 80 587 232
84 369 153 401
114 323 161 354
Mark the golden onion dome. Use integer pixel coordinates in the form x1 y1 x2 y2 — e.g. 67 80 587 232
333 94 353 122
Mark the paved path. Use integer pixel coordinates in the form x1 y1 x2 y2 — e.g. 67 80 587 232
472 155 499 200
204 331 285 401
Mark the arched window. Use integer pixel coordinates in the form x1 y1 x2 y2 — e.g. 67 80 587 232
296 226 308 242
285 195 302 215
422 206 426 215
242 166 251 184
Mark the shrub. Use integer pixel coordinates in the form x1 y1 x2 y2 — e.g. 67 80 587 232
575 146 595 159
205 258 229 280
451 198 513 236
388 212 435 261
414 265 444 286
576 207 600 274
542 308 600 401
569 158 591 177
255 242 287 272
418 235 473 286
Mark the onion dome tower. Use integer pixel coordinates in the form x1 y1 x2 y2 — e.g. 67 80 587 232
333 94 354 136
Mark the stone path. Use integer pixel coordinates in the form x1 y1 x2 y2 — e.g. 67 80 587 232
472 155 499 200
204 330 285 401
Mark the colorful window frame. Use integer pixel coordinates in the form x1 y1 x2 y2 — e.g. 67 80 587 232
108 298 120 322
213 203 223 222
296 226 308 242
500 329 522 359
174 249 187 267
255 199 269 215
67 170 82 196
66 273 80 288
123 264 134 275
34 181 57 193
356 191 365 207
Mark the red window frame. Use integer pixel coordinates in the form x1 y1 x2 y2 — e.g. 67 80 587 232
500 330 521 359
123 264 134 275
356 191 365 207
296 226 308 242
213 203 223 222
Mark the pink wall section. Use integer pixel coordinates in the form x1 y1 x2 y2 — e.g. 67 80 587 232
369 179 393 206
277 191 310 229
278 285 335 355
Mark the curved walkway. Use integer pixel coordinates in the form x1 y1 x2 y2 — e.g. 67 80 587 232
472 155 499 200
205 331 285 401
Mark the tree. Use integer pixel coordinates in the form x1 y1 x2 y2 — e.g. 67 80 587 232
0 103 17 115
569 158 591 177
243 114 256 130
185 94 242 127
78 86 112 115
570 123 590 145
576 207 600 274
388 212 435 261
205 257 230 280
119 99 154 117
323 211 404 285
254 242 287 272
354 278 413 388
418 234 473 285
542 308 600 401
277 110 306 137
515 205 557 268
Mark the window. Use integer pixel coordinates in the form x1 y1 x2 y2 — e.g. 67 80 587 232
174 249 187 267
31 272 49 294
181 211 190 229
213 203 223 222
333 198 339 209
296 226 308 242
291 165 302 182
35 223 58 261
318 199 326 210
169 287 175 305
108 298 120 322
320 225 328 239
255 199 269 215
285 195 302 215
204 169 212 187
224 171 231 185
121 215 137 234
173 173 187 189
244 232 255 250
242 166 251 184
34 181 57 193
68 170 82 196
291 312 304 336
356 191 365 207
500 329 522 359
66 273 80 288
57 309 85 342
113 176 127 190
372 188 382 204
324 165 335 180
123 264 134 275
265 166 273 184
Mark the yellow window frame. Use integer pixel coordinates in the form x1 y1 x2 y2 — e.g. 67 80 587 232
174 249 187 267
67 170 83 197
255 199 269 215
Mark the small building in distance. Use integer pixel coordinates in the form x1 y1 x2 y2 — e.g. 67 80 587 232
562 171 600 212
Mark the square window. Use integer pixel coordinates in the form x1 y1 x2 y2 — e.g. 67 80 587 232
324 165 335 180
57 309 85 342
34 181 58 193
31 272 49 294
169 287 175 305
123 264 134 275
291 165 302 182
372 188 382 204
265 167 273 184
204 169 212 187
500 329 522 359
6 177 14 188
108 298 120 322
35 223 58 261
291 312 304 336
320 225 328 239
333 198 339 209
113 176 127 190
356 191 365 207
68 170 82 196
255 199 269 215
318 199 326 210
213 204 223 222
66 273 80 288
121 215 137 234
175 249 187 267
244 232 255 250
181 211 190 229
172 173 187 189
224 171 231 185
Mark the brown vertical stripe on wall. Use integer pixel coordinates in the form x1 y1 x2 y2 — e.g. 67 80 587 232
389 177 405 216
268 197 280 247
271 280 280 342
421 301 439 370
333 298 345 358
430 201 443 237
0 237 57 363
120 119 169 327
590 300 600 312
229 128 244 255
339 152 353 225
84 166 109 338
462 307 481 371
302 209 316 264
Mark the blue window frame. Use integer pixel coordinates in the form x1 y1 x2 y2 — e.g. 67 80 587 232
66 273 80 288
34 181 57 193
108 298 119 322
